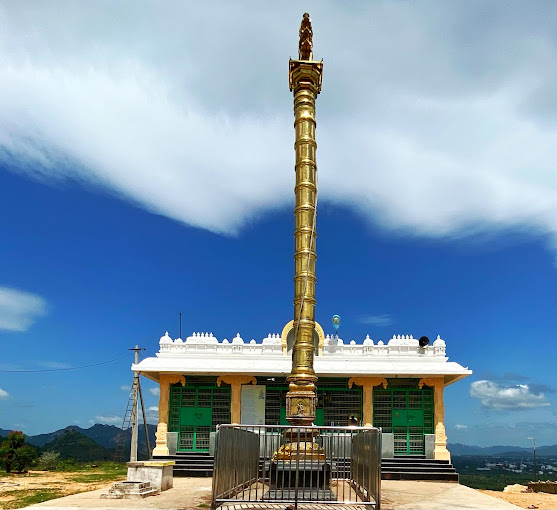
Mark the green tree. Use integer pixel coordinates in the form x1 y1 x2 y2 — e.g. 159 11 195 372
38 451 61 471
0 431 37 473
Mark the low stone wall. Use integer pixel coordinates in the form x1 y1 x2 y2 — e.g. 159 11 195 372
127 461 175 491
528 481 557 494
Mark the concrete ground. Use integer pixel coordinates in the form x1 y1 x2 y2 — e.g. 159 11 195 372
26 478 523 510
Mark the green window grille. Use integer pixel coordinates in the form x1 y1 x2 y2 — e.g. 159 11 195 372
408 426 425 454
178 426 194 449
322 389 362 426
195 426 211 450
373 390 392 433
212 388 231 428
181 388 195 407
265 389 283 425
169 388 181 432
197 389 212 408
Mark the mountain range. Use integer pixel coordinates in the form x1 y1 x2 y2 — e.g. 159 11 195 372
0 424 156 461
448 442 557 457
1 425 556 459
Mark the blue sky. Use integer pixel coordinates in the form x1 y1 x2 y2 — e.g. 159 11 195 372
1 1 557 447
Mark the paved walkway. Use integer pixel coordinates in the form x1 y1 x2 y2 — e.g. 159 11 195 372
26 478 523 510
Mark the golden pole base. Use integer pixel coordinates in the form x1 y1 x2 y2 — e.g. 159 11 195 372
274 440 325 461
273 427 325 462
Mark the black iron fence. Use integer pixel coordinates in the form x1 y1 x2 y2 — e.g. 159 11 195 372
211 424 381 510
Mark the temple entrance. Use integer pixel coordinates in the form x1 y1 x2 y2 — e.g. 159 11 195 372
169 381 230 452
374 382 434 456
263 378 362 426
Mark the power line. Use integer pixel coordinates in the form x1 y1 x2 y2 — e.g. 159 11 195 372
0 353 133 373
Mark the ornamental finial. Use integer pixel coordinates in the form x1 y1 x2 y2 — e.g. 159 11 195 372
298 13 313 60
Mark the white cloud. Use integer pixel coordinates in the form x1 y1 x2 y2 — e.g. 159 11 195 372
120 385 131 392
0 388 9 399
146 406 159 425
470 380 551 410
1 3 557 250
359 314 393 326
0 287 47 332
148 387 160 397
454 424 468 430
95 415 122 425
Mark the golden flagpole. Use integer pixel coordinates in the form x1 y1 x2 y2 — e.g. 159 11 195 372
276 12 324 461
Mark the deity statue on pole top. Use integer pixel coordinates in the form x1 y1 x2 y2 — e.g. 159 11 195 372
299 12 313 60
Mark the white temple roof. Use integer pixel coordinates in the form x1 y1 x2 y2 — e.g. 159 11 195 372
133 331 472 386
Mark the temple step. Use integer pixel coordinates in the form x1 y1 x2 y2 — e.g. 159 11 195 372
154 455 459 481
380 458 459 482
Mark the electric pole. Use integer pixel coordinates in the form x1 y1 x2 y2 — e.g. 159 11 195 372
528 437 537 482
130 345 140 462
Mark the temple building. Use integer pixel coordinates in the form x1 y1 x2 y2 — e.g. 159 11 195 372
133 323 471 460
132 12 472 468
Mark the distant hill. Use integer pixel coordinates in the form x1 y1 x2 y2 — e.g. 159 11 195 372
1 424 156 461
3 425 557 461
25 423 156 458
449 443 557 457
41 430 113 461
0 427 12 438
538 445 557 456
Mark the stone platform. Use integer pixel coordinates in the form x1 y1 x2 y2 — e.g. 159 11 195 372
100 481 159 499
126 460 174 491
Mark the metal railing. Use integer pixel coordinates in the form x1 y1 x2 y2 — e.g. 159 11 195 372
211 424 381 510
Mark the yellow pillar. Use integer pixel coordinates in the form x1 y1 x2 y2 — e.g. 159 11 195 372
348 377 388 426
153 374 185 457
419 377 450 461
217 375 257 424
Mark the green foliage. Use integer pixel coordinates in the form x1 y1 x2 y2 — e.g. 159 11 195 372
0 431 37 473
0 489 64 509
460 472 557 491
37 450 61 470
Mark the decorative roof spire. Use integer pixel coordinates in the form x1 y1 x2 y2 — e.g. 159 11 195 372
298 12 313 60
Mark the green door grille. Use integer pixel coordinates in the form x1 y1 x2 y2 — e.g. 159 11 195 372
169 385 231 451
374 387 434 455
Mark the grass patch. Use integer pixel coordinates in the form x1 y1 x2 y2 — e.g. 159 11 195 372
96 461 127 475
0 489 64 509
54 461 127 474
67 473 126 483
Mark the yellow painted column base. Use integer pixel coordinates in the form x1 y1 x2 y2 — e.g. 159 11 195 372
152 422 169 457
434 445 451 461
